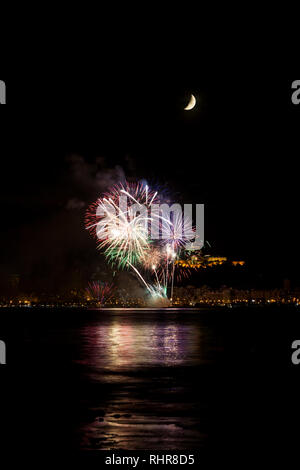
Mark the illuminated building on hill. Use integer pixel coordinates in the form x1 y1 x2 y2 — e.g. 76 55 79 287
176 254 245 270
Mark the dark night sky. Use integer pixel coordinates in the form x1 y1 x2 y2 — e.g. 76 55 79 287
0 76 299 291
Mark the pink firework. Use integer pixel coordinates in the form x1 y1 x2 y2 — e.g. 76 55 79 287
86 281 114 304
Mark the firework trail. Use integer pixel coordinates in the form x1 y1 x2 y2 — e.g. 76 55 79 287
160 211 195 299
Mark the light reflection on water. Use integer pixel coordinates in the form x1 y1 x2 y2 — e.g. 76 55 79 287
22 306 289 453
79 320 201 371
74 312 212 450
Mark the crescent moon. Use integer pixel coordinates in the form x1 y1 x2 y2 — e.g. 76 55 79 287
184 94 196 111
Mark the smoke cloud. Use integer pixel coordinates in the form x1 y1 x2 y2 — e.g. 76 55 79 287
2 156 127 295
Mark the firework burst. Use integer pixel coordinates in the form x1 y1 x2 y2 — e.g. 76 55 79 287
141 247 163 270
85 182 157 269
86 281 114 304
85 180 196 302
161 211 195 249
